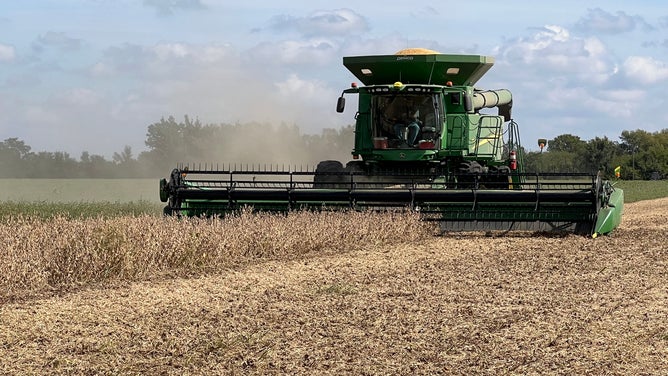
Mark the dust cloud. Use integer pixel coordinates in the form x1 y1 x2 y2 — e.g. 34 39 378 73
161 121 355 170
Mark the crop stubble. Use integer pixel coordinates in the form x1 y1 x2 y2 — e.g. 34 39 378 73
0 199 667 374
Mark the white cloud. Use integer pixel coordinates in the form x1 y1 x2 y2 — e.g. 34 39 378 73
58 88 102 106
539 86 635 118
142 0 206 16
410 6 439 19
249 39 338 66
92 42 235 78
574 8 652 34
268 9 368 37
34 32 83 52
598 89 645 102
302 9 368 36
271 74 342 129
11 88 115 156
90 62 113 77
623 56 668 84
198 44 233 63
486 23 666 146
152 43 190 60
0 43 15 62
274 74 333 102
494 25 616 84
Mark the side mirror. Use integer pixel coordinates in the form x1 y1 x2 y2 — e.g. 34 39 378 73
336 96 345 113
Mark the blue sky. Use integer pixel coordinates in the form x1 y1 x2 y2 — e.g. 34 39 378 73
1 1 667 158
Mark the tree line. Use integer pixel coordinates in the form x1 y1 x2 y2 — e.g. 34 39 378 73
523 129 667 180
0 116 666 179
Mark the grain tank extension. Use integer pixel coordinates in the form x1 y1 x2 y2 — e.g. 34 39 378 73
159 49 623 236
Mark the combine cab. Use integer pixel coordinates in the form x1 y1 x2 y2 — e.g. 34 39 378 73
160 49 623 237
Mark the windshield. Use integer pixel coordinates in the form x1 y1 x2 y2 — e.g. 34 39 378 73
371 93 441 149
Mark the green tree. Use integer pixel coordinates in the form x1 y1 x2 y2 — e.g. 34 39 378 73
583 136 622 176
142 115 215 173
112 145 134 165
524 134 588 173
618 129 668 179
0 138 33 177
547 134 586 154
525 150 581 173
25 151 77 178
80 151 115 177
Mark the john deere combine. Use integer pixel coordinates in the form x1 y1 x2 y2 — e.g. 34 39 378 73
160 48 623 236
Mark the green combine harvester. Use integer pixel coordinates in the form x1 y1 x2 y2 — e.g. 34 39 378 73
160 48 623 237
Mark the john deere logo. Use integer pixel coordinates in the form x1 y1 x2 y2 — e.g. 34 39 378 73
399 152 406 159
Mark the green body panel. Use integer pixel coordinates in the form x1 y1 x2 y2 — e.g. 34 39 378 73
353 93 373 152
343 53 494 86
444 114 467 153
593 187 624 237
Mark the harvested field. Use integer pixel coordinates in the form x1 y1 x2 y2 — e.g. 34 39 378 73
1 199 667 375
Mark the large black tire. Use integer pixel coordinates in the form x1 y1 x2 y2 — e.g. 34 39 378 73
344 161 375 188
485 165 511 189
314 160 345 188
457 161 483 189
344 161 365 173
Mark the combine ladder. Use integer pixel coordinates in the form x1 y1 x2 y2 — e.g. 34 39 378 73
472 115 504 158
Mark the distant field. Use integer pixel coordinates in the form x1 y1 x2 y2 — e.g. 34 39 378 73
615 180 668 203
0 179 158 203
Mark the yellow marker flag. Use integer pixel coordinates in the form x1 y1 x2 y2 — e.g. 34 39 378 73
614 166 621 178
